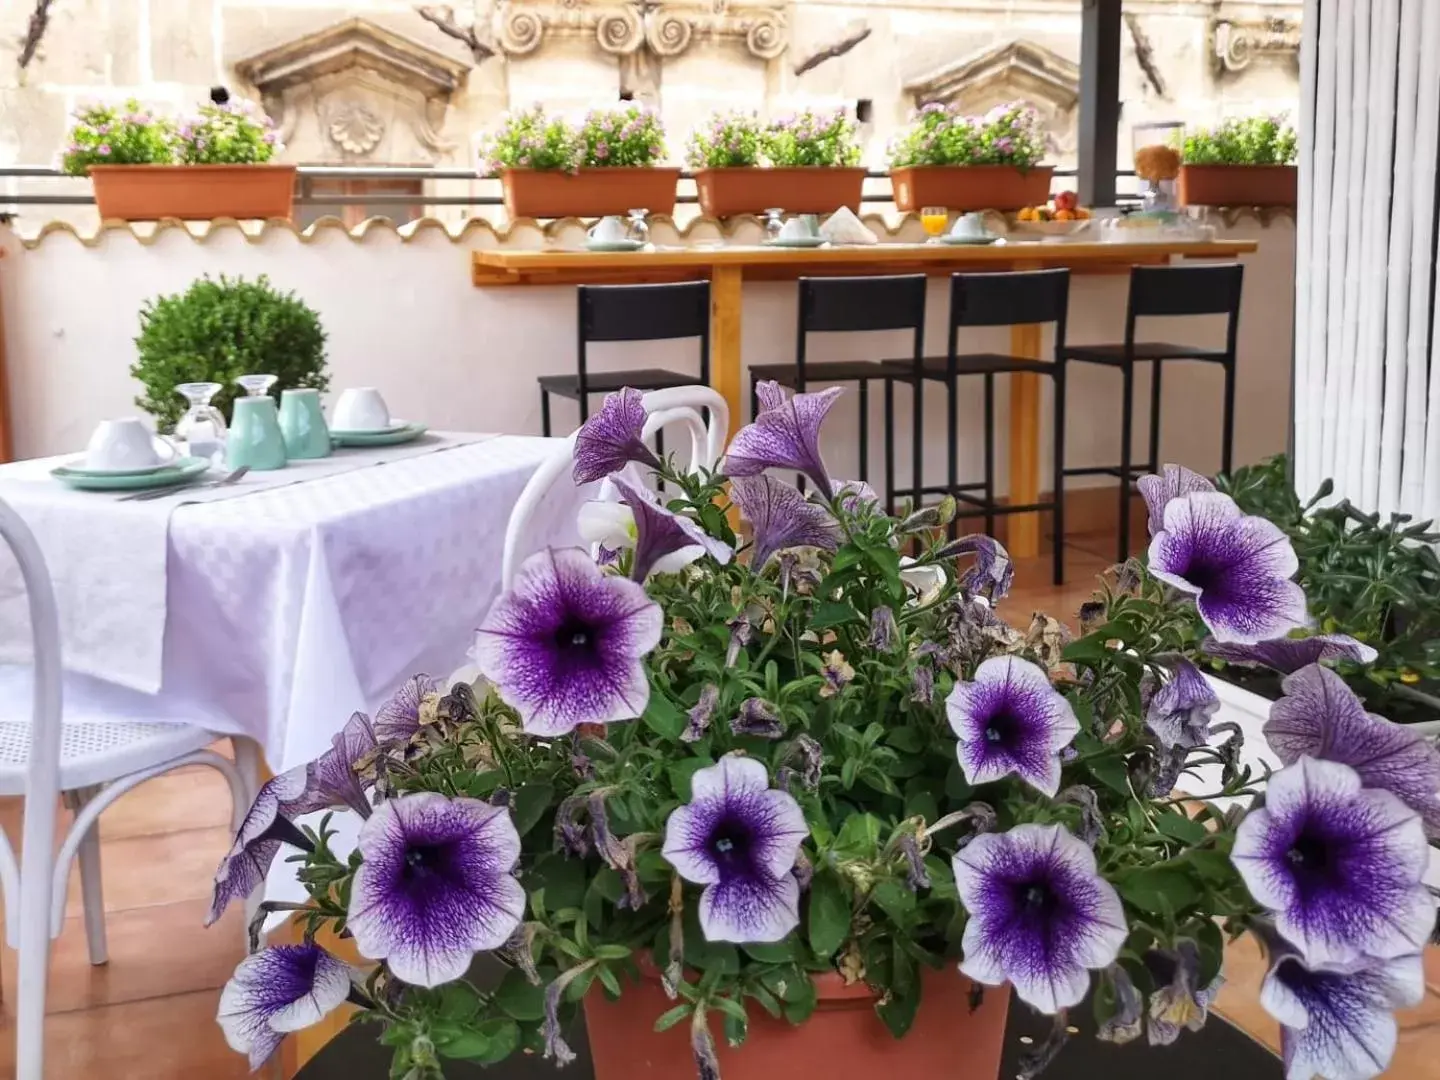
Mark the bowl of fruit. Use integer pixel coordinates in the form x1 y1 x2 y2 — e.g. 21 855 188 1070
1012 191 1093 237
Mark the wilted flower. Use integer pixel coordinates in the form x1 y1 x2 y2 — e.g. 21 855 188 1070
1231 756 1433 966
819 650 854 698
1148 492 1307 644
476 548 663 735
572 387 661 484
1203 633 1378 673
303 710 377 818
217 944 354 1069
1096 964 1144 1044
945 534 1015 601
1136 464 1216 535
1145 942 1220 1045
899 557 946 606
612 478 733 580
954 823 1127 1013
682 683 720 743
731 474 840 571
1145 658 1220 751
661 755 808 943
373 674 441 746
946 655 1080 796
348 793 525 987
867 606 898 652
725 380 843 496
731 697 784 739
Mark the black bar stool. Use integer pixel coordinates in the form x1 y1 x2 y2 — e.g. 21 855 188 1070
883 268 1071 586
539 281 711 436
1059 262 1244 564
748 274 927 489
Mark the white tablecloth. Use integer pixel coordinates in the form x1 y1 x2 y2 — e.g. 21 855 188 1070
0 434 587 770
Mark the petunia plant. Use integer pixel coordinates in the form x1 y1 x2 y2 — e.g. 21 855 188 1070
209 384 1440 1080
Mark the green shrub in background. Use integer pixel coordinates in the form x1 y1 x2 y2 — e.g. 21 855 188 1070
1181 116 1298 166
131 274 328 431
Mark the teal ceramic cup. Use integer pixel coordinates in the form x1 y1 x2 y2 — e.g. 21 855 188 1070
227 395 289 471
279 388 331 459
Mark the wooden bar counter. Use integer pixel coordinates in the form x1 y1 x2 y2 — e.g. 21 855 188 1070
472 238 1257 558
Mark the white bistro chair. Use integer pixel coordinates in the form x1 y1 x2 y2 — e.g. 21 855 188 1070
0 497 257 1080
501 384 730 586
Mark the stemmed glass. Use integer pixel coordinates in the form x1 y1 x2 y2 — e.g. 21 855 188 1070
921 206 950 243
235 374 278 398
763 208 786 243
174 382 227 463
626 208 650 246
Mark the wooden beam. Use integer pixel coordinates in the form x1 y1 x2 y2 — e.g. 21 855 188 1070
1078 0 1123 207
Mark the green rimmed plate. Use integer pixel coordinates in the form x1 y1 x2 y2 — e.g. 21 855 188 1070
586 239 645 253
51 456 210 491
764 236 827 248
938 234 1001 246
331 422 429 448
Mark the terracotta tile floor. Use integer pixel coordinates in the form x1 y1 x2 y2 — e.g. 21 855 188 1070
1 541 1437 1077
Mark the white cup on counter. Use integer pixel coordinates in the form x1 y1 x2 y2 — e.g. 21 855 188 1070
331 388 392 432
84 418 180 472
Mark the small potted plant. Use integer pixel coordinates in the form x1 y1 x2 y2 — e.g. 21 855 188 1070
487 104 679 219
64 93 293 221
131 274 328 431
887 102 1051 212
1178 116 1298 208
208 385 1440 1080
689 108 867 217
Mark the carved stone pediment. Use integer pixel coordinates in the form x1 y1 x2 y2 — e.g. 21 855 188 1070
1211 17 1301 75
234 18 471 163
495 0 788 61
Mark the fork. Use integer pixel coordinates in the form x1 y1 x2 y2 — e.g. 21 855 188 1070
120 465 251 502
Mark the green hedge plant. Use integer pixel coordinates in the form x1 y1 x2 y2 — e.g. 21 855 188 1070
1181 117 1297 166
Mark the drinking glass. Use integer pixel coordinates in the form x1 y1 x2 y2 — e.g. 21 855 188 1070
763 208 786 242
235 373 278 398
174 382 227 463
626 208 650 246
921 206 949 241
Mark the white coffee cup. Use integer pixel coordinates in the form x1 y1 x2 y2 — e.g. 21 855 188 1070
331 387 392 432
589 216 628 243
84 418 180 472
952 212 986 238
778 217 809 240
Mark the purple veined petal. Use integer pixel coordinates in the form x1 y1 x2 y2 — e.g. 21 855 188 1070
374 674 441 746
1148 492 1307 644
954 823 1127 1014
612 477 733 580
724 380 843 497
476 547 663 735
207 766 311 926
947 534 1015 601
1260 951 1424 1080
577 499 636 553
217 944 354 1069
348 792 526 988
698 870 801 944
1264 664 1440 837
1231 756 1434 966
1203 634 1378 674
946 655 1080 796
730 474 840 571
293 711 377 818
1136 464 1216 536
572 387 661 484
1145 658 1220 751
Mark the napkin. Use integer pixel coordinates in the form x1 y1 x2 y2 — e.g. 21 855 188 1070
820 206 878 245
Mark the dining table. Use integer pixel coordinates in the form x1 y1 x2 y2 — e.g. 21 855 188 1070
471 237 1259 559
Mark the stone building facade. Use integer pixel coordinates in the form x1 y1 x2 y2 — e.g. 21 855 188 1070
0 0 1301 217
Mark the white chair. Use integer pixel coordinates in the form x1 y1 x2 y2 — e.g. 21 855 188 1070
502 385 730 586
0 497 257 1080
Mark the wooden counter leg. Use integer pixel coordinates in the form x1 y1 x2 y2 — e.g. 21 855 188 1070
709 264 744 441
1008 323 1043 559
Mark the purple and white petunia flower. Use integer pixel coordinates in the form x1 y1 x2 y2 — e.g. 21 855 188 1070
1148 492 1307 644
302 710 377 818
217 944 354 1069
476 548 663 736
661 754 808 943
1264 664 1440 836
572 387 661 484
612 478 733 580
946 656 1080 796
207 767 314 926
1145 658 1220 752
1136 464 1216 535
1231 756 1434 966
1260 949 1424 1080
1203 634 1378 674
348 792 525 987
373 674 441 746
953 823 1127 1014
730 474 840 571
725 380 843 497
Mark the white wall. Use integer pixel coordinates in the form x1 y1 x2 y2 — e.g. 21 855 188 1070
0 214 1295 498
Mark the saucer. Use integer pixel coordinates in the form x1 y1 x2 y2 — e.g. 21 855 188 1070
939 234 1000 246
764 236 827 248
53 456 210 491
586 239 645 252
329 419 410 437
58 457 178 478
332 421 429 448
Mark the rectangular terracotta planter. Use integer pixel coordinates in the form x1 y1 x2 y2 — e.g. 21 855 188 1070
500 167 681 220
89 164 297 221
890 165 1054 212
694 166 868 217
1178 164 1297 208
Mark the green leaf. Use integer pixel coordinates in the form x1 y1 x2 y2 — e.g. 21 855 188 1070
810 599 862 631
435 981 481 1021
510 782 554 838
885 727 927 753
875 979 921 1039
654 1003 693 1032
1117 867 1201 914
530 853 587 912
1155 811 1208 845
1195 921 1225 988
1086 754 1131 797
782 974 818 1024
1184 848 1236 882
493 968 546 1021
835 813 883 857
807 872 851 957
668 757 714 803
642 689 687 740
435 1018 520 1064
596 965 622 997
742 941 798 964
871 879 915 924
711 996 748 1024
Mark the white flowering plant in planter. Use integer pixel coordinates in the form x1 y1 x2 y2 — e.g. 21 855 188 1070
208 385 1440 1080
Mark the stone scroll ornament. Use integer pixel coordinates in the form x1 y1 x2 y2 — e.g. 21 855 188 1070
494 1 787 60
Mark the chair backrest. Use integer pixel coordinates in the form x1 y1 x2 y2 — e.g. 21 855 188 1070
1126 263 1245 318
576 281 712 401
501 384 730 586
945 268 1071 364
796 274 927 383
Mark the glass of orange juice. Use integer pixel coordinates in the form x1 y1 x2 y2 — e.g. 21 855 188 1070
920 206 949 242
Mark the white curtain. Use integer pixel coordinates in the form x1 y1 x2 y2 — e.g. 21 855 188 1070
1294 0 1440 521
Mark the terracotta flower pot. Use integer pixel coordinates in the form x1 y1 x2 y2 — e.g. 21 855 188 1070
584 963 1010 1080
88 164 297 221
500 167 681 220
694 167 868 218
890 165 1054 212
1177 164 1297 208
